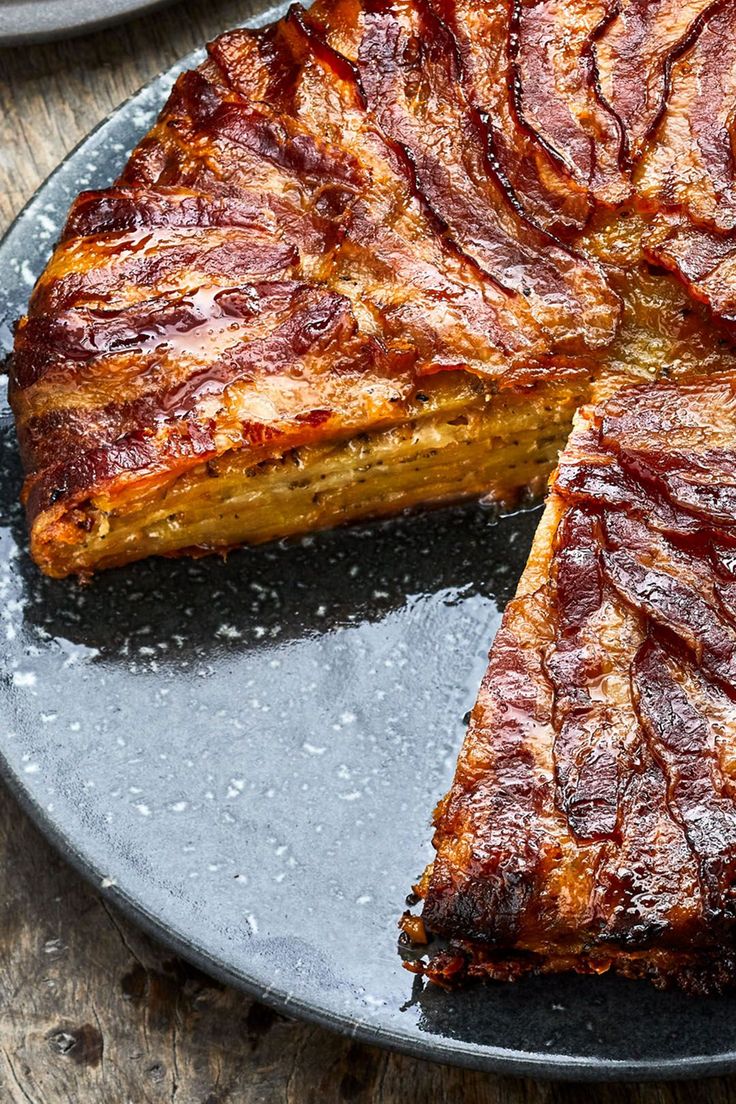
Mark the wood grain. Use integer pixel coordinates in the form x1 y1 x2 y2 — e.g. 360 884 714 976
0 3 734 1100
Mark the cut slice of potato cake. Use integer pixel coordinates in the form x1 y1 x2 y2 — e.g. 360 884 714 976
413 371 736 995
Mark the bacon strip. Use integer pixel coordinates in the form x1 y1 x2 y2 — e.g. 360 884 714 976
546 506 624 840
636 1 736 231
422 587 561 946
427 0 592 234
514 0 629 206
644 216 736 323
593 0 719 166
633 638 736 923
61 187 275 239
20 284 395 520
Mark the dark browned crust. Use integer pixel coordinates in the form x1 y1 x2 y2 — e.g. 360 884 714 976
416 373 736 995
592 0 722 168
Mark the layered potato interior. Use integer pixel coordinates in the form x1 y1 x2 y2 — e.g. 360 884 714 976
33 371 588 577
31 208 736 578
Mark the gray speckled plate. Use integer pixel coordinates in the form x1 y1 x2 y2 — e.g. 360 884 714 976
4 6 736 1080
0 0 177 46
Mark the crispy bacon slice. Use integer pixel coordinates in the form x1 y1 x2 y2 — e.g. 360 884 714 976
633 638 736 924
593 0 719 166
644 216 736 323
636 0 736 231
513 0 629 206
425 0 592 234
17 279 408 524
415 372 736 993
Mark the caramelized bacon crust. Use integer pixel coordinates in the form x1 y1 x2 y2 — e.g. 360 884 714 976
9 0 736 580
593 0 718 167
417 373 736 994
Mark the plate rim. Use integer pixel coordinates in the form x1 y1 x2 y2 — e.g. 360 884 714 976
0 0 178 47
2 6 736 1082
4 756 736 1084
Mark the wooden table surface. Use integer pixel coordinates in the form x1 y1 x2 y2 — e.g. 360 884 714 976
0 4 733 1100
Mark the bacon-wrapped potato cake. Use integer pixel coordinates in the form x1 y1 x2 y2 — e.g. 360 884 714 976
9 0 736 577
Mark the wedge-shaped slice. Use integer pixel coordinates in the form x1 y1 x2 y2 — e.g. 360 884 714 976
413 371 736 994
